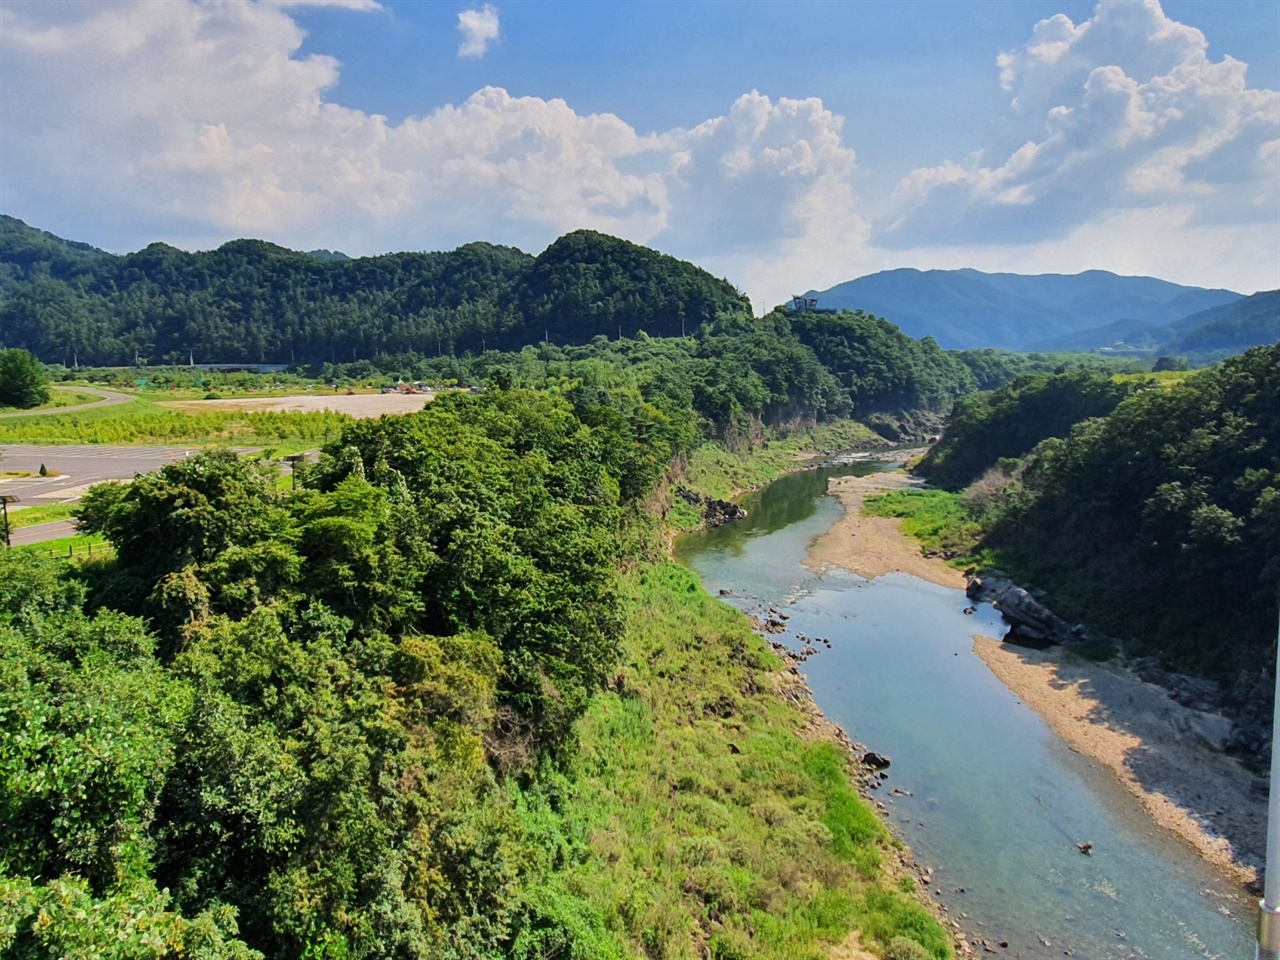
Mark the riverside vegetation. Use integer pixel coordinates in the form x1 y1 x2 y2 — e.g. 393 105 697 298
1 216 1257 957
869 343 1280 758
0 380 952 959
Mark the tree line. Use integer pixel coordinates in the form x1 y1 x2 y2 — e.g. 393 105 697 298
913 345 1280 754
0 216 746 366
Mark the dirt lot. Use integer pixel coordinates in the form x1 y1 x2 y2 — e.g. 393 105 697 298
162 392 436 418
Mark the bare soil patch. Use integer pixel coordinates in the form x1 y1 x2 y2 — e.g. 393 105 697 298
162 392 435 418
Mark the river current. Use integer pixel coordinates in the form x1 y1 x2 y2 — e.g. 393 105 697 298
675 462 1253 960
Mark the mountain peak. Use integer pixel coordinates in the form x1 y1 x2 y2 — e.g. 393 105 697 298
806 269 1243 351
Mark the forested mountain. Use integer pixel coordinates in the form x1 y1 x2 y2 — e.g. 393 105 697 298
1158 289 1280 359
0 216 746 365
903 345 1280 753
804 268 1241 350
1032 288 1279 359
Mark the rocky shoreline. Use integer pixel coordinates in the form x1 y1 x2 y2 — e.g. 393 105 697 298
807 467 1265 893
761 634 985 958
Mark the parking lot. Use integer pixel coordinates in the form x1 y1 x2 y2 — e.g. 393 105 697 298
0 444 210 504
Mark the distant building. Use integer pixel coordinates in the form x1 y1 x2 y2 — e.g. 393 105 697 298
788 295 836 314
193 363 292 374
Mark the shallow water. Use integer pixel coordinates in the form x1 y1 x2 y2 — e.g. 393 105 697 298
676 463 1254 960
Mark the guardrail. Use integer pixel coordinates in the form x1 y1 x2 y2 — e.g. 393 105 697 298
30 540 115 560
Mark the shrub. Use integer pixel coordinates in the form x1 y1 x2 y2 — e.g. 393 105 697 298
884 936 934 960
0 348 50 408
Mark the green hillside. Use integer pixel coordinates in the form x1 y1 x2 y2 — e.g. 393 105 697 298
0 217 745 366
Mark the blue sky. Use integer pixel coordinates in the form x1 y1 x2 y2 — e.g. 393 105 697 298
1 0 1277 310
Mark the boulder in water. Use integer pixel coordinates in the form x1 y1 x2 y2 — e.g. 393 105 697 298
862 751 892 770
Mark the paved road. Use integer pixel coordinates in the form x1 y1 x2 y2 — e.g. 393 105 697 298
0 444 204 504
0 385 134 418
8 519 79 547
1 442 272 546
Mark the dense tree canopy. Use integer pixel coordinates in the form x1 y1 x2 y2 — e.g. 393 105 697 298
0 347 50 408
916 369 1139 488
923 345 1280 746
3 386 700 959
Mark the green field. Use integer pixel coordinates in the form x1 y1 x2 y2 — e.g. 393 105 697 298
0 393 349 446
8 502 78 530
0 387 105 415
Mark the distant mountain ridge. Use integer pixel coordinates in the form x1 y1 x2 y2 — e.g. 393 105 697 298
806 268 1245 352
0 215 748 366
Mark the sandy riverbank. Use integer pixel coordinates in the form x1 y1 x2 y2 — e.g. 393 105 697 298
804 472 965 589
973 637 1263 886
808 467 1263 889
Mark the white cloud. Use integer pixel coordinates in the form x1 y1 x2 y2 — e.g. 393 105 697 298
876 0 1280 249
0 1 871 311
0 0 1274 315
457 4 499 59
266 0 383 9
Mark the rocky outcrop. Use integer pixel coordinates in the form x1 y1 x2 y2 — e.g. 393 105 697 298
965 574 1082 647
675 486 747 527
1131 659 1223 713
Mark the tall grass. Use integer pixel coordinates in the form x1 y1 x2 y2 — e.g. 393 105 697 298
562 562 952 959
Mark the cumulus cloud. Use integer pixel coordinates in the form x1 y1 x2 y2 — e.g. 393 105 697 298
457 4 499 59
0 0 869 309
659 92 860 251
876 0 1280 248
1 0 1272 313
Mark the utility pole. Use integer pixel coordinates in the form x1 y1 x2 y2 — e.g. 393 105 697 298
282 454 306 492
0 496 18 548
1259 608 1280 959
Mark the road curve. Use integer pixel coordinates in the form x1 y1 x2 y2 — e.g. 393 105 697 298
0 386 134 418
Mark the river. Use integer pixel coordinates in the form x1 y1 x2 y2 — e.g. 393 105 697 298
675 461 1253 960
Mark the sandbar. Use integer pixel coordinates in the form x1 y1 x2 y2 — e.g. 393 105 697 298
809 467 1263 887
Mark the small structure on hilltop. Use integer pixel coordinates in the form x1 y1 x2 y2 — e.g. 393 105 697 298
788 294 837 314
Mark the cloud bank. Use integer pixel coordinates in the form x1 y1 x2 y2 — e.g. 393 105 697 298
876 0 1280 248
0 0 1274 310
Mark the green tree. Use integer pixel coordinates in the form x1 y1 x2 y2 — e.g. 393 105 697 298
0 348 50 408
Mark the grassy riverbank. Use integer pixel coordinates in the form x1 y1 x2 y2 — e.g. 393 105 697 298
568 429 954 958
681 421 882 502
860 489 988 570
564 561 951 959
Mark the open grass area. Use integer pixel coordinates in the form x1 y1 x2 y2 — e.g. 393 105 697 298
0 388 105 414
11 531 111 560
0 393 349 446
861 489 991 569
8 502 78 530
562 562 952 959
683 421 881 502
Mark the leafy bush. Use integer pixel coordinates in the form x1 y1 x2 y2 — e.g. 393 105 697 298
0 347 50 408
